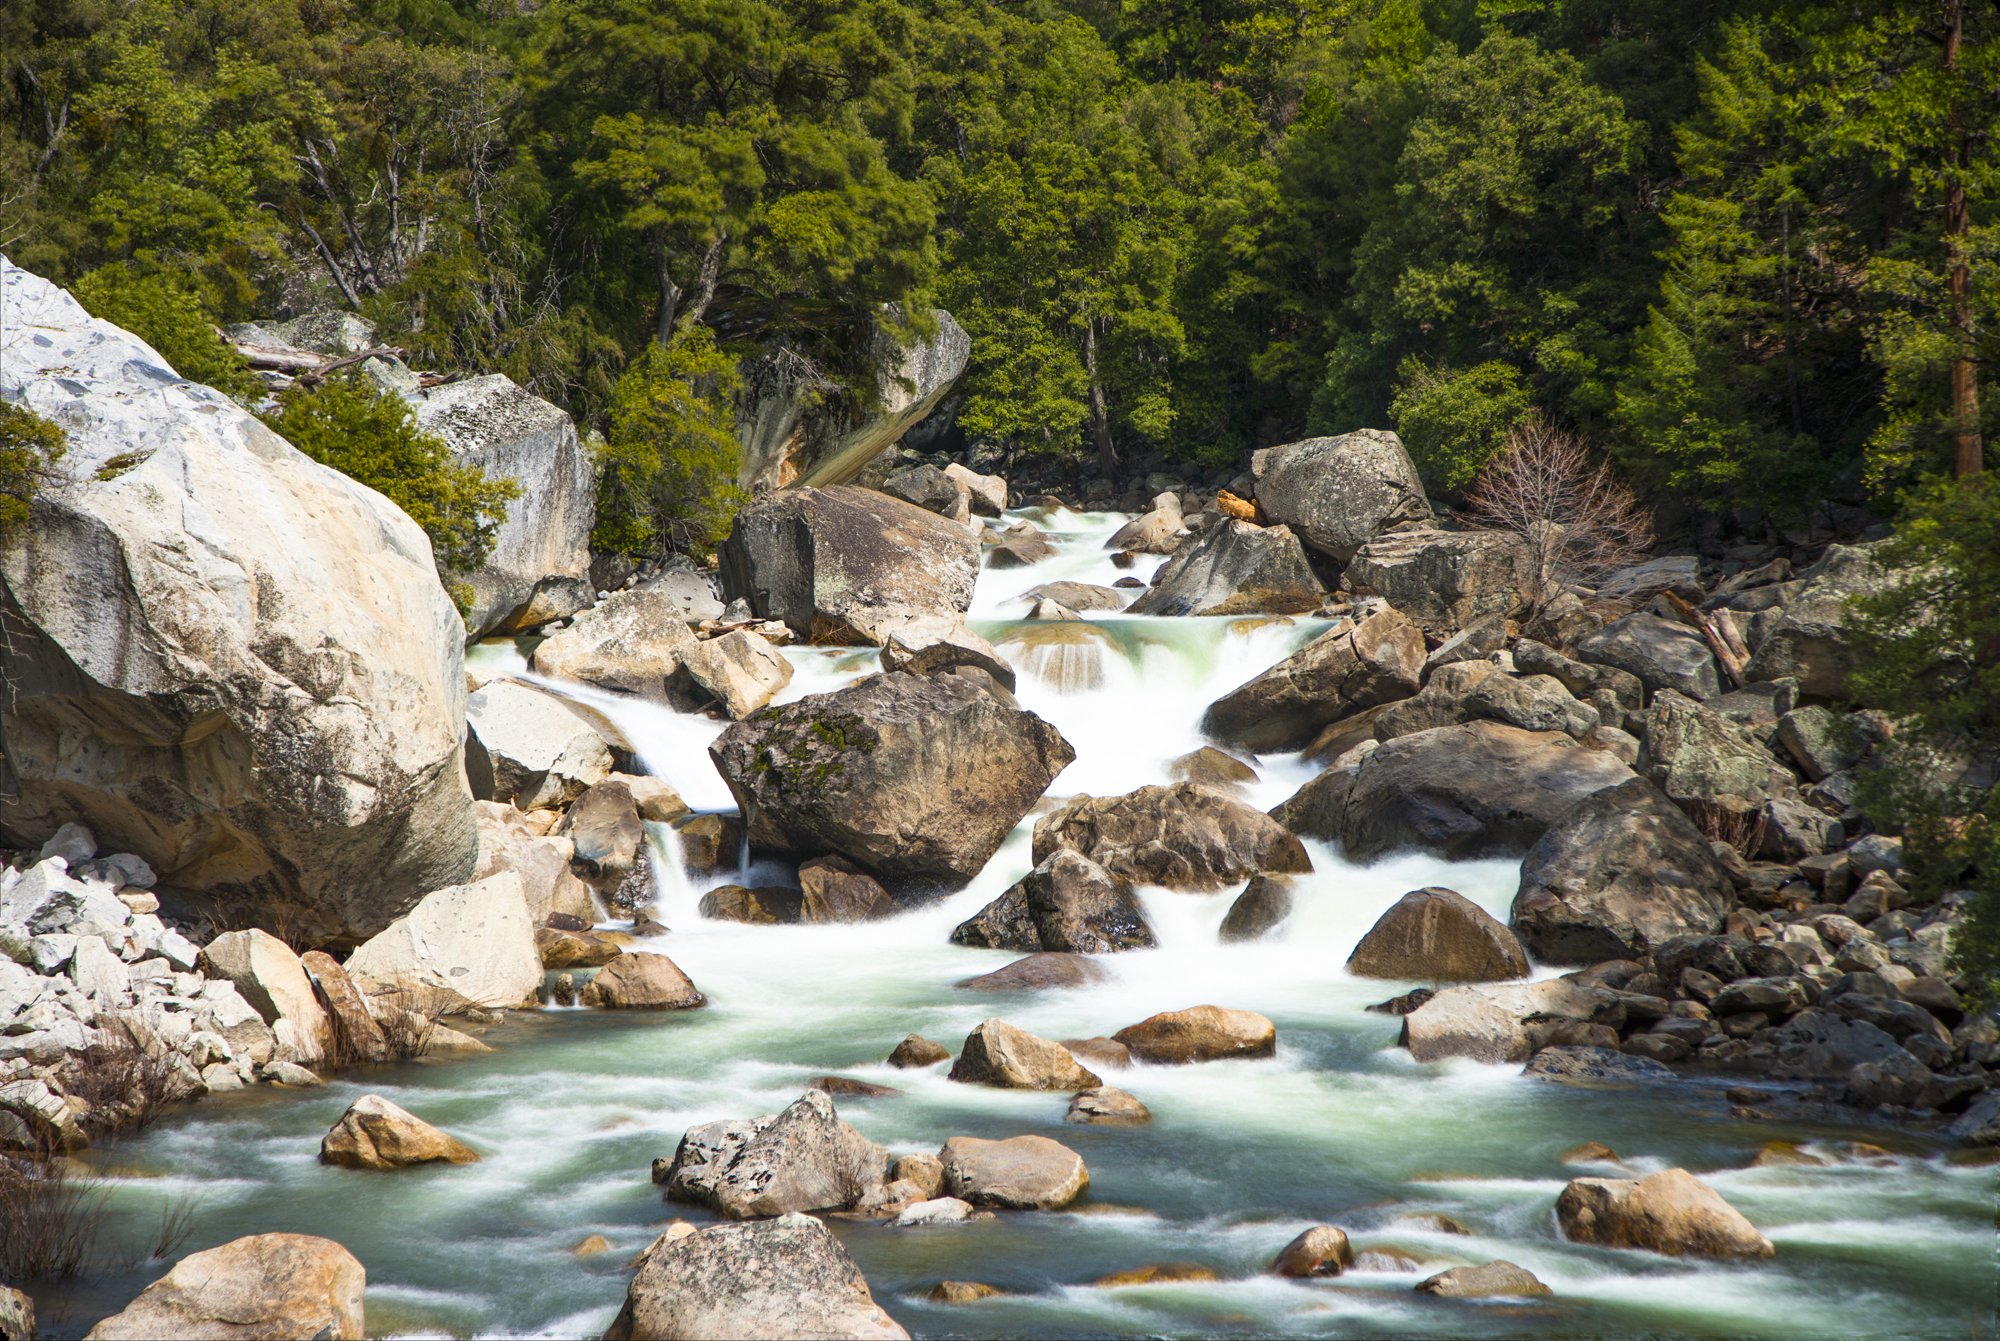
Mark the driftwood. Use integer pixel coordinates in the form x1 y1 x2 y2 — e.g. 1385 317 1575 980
1663 590 1747 688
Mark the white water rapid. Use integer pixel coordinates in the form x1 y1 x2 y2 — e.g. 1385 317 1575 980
58 508 1993 1339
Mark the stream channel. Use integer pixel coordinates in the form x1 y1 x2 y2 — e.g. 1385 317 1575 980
53 507 1995 1339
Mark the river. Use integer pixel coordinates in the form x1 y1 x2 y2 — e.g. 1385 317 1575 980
54 507 1994 1339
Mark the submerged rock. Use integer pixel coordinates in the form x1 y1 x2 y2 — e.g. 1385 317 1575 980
887 1035 952 1068
939 1134 1090 1209
1556 1168 1774 1257
1270 1225 1353 1277
1201 610 1425 753
1346 888 1529 983
950 851 1155 953
1414 1261 1551 1298
84 1233 366 1341
1033 783 1312 890
320 1095 480 1169
604 1212 910 1340
1523 1046 1673 1088
711 673 1074 885
954 953 1112 991
1066 1086 1152 1125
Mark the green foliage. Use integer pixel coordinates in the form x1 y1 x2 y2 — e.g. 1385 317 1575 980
259 377 520 606
72 267 261 402
1848 477 2000 998
592 327 744 555
0 403 69 530
1388 359 1530 489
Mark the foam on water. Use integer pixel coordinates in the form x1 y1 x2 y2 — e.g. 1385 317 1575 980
62 508 1993 1339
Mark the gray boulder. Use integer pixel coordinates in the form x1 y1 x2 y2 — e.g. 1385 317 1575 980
1014 582 1129 612
1126 520 1326 617
1398 978 1618 1064
950 851 1155 953
1595 556 1704 605
406 374 597 638
1200 609 1424 752
0 259 475 946
1032 783 1313 889
1773 706 1865 782
1768 1009 1918 1080
1415 1261 1552 1298
1218 875 1294 942
1510 779 1734 965
710 672 1074 884
605 1213 910 1340
1578 615 1720 701
1524 1046 1673 1087
1329 722 1636 862
1642 691 1797 819
1948 1093 2000 1146
1343 530 1535 634
879 464 966 518
1347 887 1529 982
662 1090 889 1220
465 680 615 810
681 630 793 718
1251 430 1432 562
1464 673 1599 739
719 486 979 644
939 1134 1089 1209
879 619 1016 691
1744 544 1889 699
530 587 700 699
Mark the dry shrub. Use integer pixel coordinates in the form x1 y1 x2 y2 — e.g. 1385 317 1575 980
368 982 455 1061
61 1039 194 1141
1466 415 1655 618
1691 802 1766 857
0 1147 106 1281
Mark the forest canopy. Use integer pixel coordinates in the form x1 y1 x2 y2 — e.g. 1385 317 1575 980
5 0 1996 507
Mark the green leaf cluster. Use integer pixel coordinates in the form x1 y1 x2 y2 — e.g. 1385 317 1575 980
592 327 745 555
0 402 68 531
73 266 261 402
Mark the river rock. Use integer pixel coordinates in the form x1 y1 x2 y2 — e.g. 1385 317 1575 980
1112 1004 1276 1063
1743 544 1888 699
950 851 1155 953
343 871 540 1010
320 1094 479 1169
1415 1261 1551 1298
887 1035 951 1068
1510 778 1734 965
954 953 1111 991
1032 783 1311 890
530 587 700 699
561 780 645 896
699 885 804 924
879 620 1017 691
1555 1168 1774 1257
83 1233 366 1340
798 857 898 922
1343 530 1535 634
1399 978 1618 1064
580 952 706 1009
939 1134 1089 1209
1366 659 1499 743
664 1089 889 1220
1270 1225 1353 1277
1105 493 1187 554
1465 674 1599 740
881 464 964 517
948 1018 1101 1090
1200 610 1424 752
1066 1086 1151 1125
604 1212 910 1341
0 260 474 947
1524 1046 1673 1087
719 486 979 644
407 373 597 637
1126 520 1326 617
1170 747 1259 790
299 950 389 1065
682 630 793 718
944 463 1008 515
711 672 1074 884
1017 582 1128 612
928 1281 1002 1304
1577 615 1721 701
1948 1093 2000 1145
465 680 615 810
1346 888 1528 982
536 926 621 969
473 802 596 924
1642 691 1796 819
1328 722 1635 861
1219 875 1294 943
1251 430 1431 562
199 929 335 1065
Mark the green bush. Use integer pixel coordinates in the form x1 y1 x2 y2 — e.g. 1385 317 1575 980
1387 359 1532 490
259 377 520 611
592 328 744 557
0 402 68 530
72 267 261 403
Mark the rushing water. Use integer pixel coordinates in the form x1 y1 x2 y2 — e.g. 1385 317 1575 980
52 509 1995 1339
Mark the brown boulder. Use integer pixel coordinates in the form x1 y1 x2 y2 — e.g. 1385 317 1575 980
1346 888 1529 982
1061 1037 1132 1070
887 1035 951 1068
1200 609 1425 752
561 779 645 896
948 1018 1101 1090
955 953 1111 991
299 951 388 1066
799 856 898 922
1094 1264 1220 1286
580 953 706 1009
939 1134 1089 1209
698 885 804 924
536 926 623 969
320 1095 479 1169
1270 1225 1353 1277
1065 1086 1152 1125
1113 1005 1276 1064
1033 783 1312 890
1169 746 1259 790
84 1234 365 1340
1218 875 1295 943
1414 1261 1551 1298
950 850 1155 953
1556 1168 1774 1257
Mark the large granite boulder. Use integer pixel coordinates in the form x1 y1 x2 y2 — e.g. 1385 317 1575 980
1343 530 1535 634
734 307 968 495
529 587 700 700
580 952 706 1009
406 373 596 637
1398 978 1618 1063
939 1134 1089 1209
1577 615 1720 701
948 1018 1102 1090
1126 521 1326 617
710 672 1073 885
1744 543 1889 699
0 259 475 947
84 1233 365 1340
878 618 1016 691
1112 1004 1276 1063
718 486 979 645
1642 691 1797 819
950 851 1155 953
605 1213 910 1341
319 1094 479 1169
464 680 616 810
662 1089 889 1220
1556 1168 1773 1257
342 871 541 1010
1200 610 1424 752
681 630 793 718
1346 888 1529 982
1032 783 1311 889
198 929 334 1065
559 779 645 898
1251 430 1431 562
1317 721 1635 861
471 802 596 924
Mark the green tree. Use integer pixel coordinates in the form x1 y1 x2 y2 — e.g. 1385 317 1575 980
259 377 520 610
0 402 68 530
73 265 261 401
592 326 743 555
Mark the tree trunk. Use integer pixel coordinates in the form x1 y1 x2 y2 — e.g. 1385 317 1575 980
652 231 682 348
1084 317 1116 477
1946 0 1983 478
677 232 729 332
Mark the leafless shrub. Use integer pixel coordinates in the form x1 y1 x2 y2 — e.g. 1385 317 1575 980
1466 415 1655 620
370 983 454 1061
0 1147 106 1281
61 1039 194 1140
146 1189 200 1262
1690 802 1766 857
